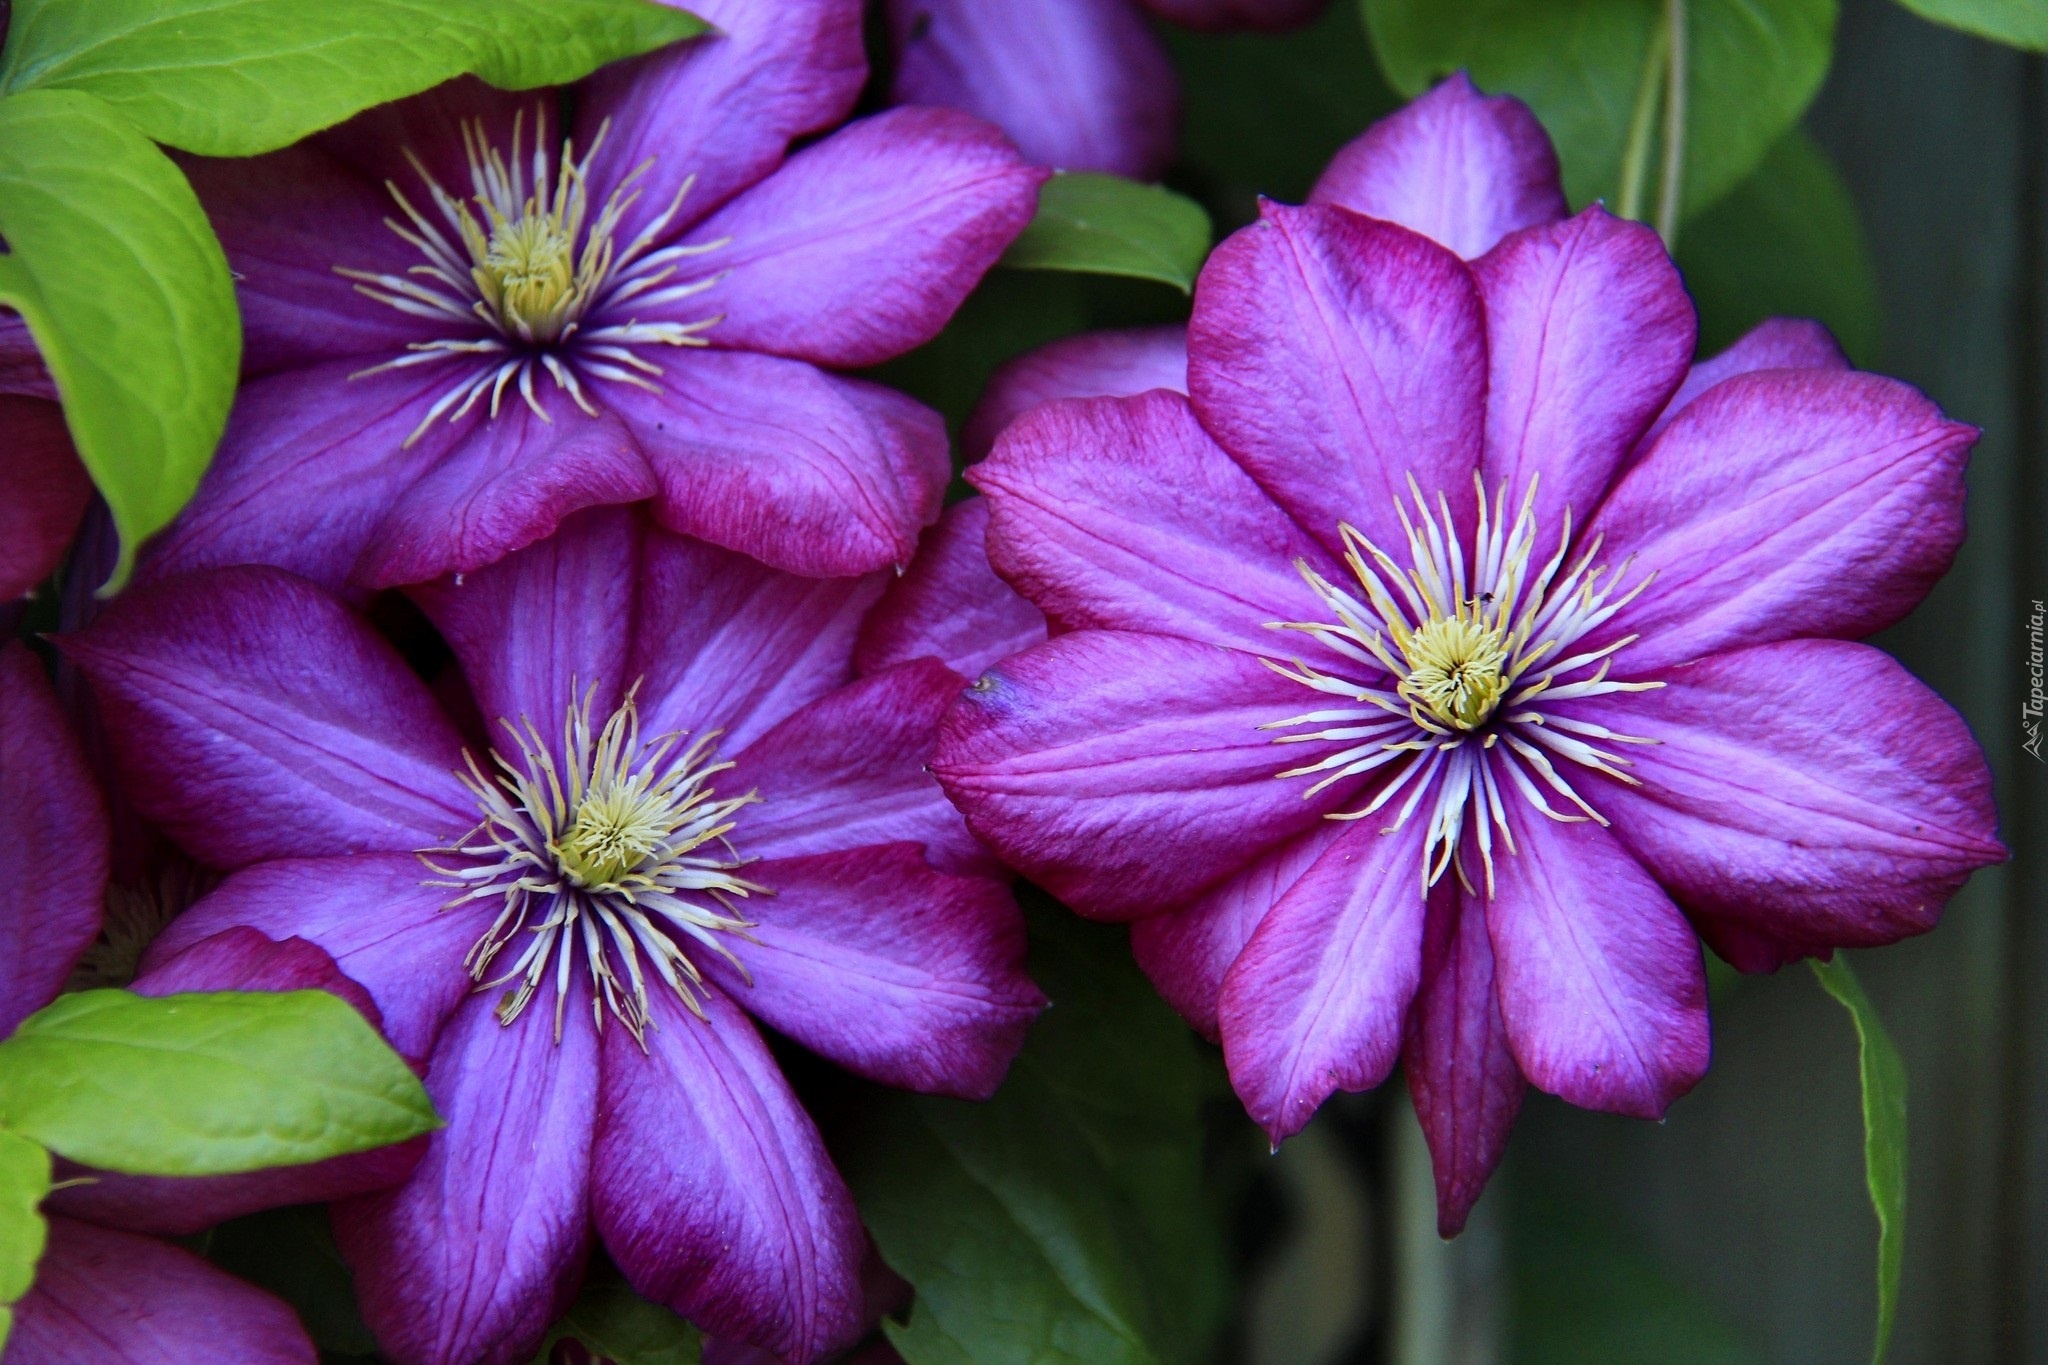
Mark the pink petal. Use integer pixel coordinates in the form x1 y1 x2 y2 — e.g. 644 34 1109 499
1473 207 1694 533
0 644 106 1036
886 0 1178 179
0 397 92 602
1187 203 1487 559
63 567 473 868
1561 639 2004 968
614 350 949 578
932 630 1353 919
1485 798 1709 1119
1402 881 1523 1236
629 526 885 755
962 324 1188 461
1584 369 1977 674
1311 72 1566 260
594 984 866 1365
853 497 1048 683
728 660 990 875
1134 0 1329 31
7 1217 315 1364
971 389 1344 656
133 926 383 1022
336 988 599 1365
701 844 1039 1099
1219 816 1430 1142
1641 316 1848 447
681 107 1046 369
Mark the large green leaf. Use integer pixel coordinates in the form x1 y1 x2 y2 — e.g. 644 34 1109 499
842 900 1231 1365
1361 0 1837 221
1892 0 2047 49
0 88 238 590
0 990 439 1176
1001 173 1213 294
0 1129 51 1355
1811 956 1908 1365
532 1260 702 1365
0 0 705 157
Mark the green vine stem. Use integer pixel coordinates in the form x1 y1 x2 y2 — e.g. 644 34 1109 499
1656 0 1690 246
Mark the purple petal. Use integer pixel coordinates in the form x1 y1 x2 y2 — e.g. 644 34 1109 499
63 568 472 868
629 526 884 755
1485 798 1709 1119
1187 203 1487 559
313 78 529 205
336 988 599 1365
1473 207 1694 533
1134 0 1330 30
886 0 1178 179
1402 882 1523 1236
0 313 56 400
972 389 1344 657
1219 816 1430 1142
1641 316 1848 447
1311 72 1566 260
1583 369 1977 674
932 630 1353 919
594 984 866 1364
853 497 1048 683
727 660 990 876
680 107 1046 369
7 1217 315 1364
1561 639 2004 968
575 0 867 248
701 844 1040 1099
612 350 949 578
0 643 107 1035
133 926 383 1020
962 324 1188 461
0 397 91 601
1131 819 1346 1040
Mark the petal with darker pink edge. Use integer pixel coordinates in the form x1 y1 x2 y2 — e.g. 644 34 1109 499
854 497 1047 683
1641 316 1848 447
962 324 1188 461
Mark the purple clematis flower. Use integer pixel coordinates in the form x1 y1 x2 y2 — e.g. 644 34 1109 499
145 0 1045 597
0 323 91 606
928 76 2006 1232
67 506 1043 1365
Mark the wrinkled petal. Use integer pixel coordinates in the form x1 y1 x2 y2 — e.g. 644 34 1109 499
971 390 1344 656
933 631 1354 919
0 397 92 601
1562 639 2004 969
1311 72 1565 260
1486 795 1709 1119
337 987 599 1365
1187 203 1487 558
854 497 1047 682
1642 316 1848 447
594 984 865 1364
701 844 1038 1098
886 0 1177 179
1219 816 1429 1142
962 324 1188 461
1473 207 1694 532
64 568 472 868
630 527 885 754
0 643 107 1035
7 1217 315 1364
1585 370 1977 673
1403 879 1523 1236
680 107 1045 369
614 350 948 578
1135 0 1329 31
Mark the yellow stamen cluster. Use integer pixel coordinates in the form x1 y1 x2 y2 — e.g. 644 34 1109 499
1396 612 1511 730
453 118 616 345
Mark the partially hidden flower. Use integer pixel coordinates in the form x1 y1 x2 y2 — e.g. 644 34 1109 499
0 319 92 604
928 75 2007 1233
146 0 1045 597
68 507 1043 1365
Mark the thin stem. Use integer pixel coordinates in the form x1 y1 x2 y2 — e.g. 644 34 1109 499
1656 0 1690 246
1615 18 1669 222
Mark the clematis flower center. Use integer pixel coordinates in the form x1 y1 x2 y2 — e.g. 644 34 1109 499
1263 474 1661 893
423 684 762 1042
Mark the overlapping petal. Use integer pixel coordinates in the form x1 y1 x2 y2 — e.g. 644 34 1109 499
961 324 1188 461
854 497 1048 682
1643 316 1848 447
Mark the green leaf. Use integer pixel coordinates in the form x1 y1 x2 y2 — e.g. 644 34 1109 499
1001 173 1213 293
0 1129 52 1356
532 1259 702 1365
1891 0 2047 50
841 899 1231 1365
1811 955 1908 1365
0 990 439 1176
0 88 238 591
1675 129 1880 365
0 0 705 158
1361 0 1837 220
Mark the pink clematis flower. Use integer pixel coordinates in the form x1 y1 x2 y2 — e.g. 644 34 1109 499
928 76 2006 1232
145 0 1045 597
68 506 1043 1365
